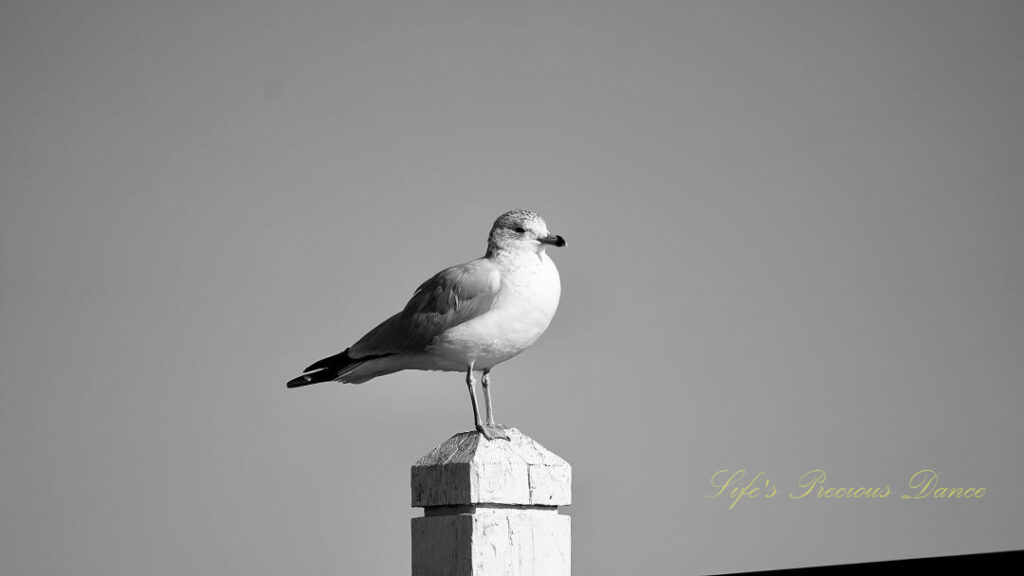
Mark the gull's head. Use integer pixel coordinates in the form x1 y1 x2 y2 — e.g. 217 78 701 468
486 209 566 257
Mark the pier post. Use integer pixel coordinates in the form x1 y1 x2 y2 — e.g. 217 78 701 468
411 427 571 575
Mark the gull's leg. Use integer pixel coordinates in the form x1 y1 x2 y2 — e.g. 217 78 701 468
466 365 508 441
481 369 498 427
465 364 485 433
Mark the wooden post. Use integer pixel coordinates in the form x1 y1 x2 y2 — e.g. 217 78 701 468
411 427 571 576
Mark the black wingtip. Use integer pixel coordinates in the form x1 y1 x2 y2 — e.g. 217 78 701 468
286 344 354 385
286 369 331 389
287 348 356 389
286 348 393 389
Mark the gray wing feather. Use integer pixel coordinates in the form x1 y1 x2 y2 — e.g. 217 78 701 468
348 258 501 358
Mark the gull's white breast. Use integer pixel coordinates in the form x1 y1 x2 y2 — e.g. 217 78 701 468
427 251 561 369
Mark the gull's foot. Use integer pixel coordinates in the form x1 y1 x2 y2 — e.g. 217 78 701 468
476 424 510 441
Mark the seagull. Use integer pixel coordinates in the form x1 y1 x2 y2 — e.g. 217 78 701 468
286 209 566 440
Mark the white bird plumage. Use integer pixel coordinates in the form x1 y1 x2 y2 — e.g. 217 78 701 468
287 209 566 440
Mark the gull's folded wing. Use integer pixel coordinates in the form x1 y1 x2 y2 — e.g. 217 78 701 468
350 258 502 358
286 258 503 387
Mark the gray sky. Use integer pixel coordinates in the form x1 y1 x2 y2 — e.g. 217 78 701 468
2 1 1022 574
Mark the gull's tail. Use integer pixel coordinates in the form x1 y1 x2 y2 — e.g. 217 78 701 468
285 348 394 388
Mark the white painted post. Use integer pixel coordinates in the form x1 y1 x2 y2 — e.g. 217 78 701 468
411 427 572 576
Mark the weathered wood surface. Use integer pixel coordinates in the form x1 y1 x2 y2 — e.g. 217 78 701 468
411 427 571 576
411 427 571 508
412 509 570 576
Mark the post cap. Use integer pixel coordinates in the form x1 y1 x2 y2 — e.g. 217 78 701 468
411 427 571 508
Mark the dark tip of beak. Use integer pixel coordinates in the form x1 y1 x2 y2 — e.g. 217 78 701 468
541 234 566 247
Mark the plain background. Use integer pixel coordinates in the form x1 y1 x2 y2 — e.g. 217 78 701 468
2 1 1022 574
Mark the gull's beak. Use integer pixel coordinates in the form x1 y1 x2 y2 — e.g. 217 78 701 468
539 233 566 247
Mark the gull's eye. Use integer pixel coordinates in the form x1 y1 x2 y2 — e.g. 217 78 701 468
514 227 526 234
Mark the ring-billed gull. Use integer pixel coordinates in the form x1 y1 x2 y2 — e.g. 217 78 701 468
286 209 566 440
